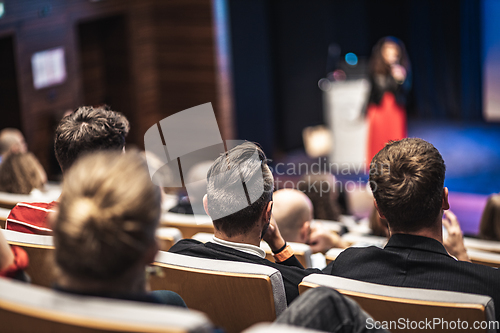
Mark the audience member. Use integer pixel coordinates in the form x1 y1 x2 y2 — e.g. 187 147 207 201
325 138 500 321
0 229 29 281
273 189 313 244
298 173 343 221
0 128 27 163
273 188 346 253
52 150 185 307
479 194 500 241
5 106 129 234
0 152 47 194
169 142 322 304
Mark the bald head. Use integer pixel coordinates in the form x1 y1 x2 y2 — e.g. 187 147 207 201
0 128 26 157
272 189 313 243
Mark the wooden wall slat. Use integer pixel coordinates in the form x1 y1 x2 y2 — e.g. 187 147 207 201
0 0 233 177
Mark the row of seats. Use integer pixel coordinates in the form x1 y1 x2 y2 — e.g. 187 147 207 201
327 232 500 268
1 228 496 333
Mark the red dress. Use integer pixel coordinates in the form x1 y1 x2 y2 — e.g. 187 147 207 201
366 92 407 164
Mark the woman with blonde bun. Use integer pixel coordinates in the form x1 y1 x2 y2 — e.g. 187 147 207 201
52 150 185 307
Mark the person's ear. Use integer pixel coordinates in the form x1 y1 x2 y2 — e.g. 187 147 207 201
265 201 273 222
203 194 210 216
442 187 450 210
299 221 311 243
261 201 273 226
374 199 386 219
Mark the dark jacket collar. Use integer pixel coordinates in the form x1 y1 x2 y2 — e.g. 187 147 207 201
385 233 451 257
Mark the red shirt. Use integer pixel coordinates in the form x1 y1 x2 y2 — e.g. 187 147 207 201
5 201 57 235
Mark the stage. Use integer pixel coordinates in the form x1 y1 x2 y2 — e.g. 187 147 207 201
274 120 500 236
408 120 500 235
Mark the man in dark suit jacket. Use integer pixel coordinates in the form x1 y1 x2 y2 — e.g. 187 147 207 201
325 138 500 321
169 142 321 304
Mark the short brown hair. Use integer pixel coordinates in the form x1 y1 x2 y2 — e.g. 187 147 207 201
53 150 161 281
54 106 130 172
369 138 446 232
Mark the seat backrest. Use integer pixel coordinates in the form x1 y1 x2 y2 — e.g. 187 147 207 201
464 237 500 254
0 187 60 210
0 192 35 210
0 207 10 228
191 232 313 268
467 249 500 268
300 274 496 333
1 229 55 287
0 277 212 333
260 241 312 268
324 247 344 265
341 232 388 247
156 227 183 252
243 323 323 333
160 212 214 239
150 251 287 333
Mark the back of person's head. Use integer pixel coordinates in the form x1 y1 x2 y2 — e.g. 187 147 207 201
206 142 273 237
53 150 161 282
0 128 27 156
54 106 130 172
298 173 341 221
0 152 46 194
369 138 446 233
479 194 500 241
272 189 313 243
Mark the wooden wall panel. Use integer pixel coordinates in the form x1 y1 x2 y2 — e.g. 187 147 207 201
0 0 233 177
154 0 219 126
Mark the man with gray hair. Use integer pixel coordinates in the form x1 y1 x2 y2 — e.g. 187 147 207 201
169 142 321 304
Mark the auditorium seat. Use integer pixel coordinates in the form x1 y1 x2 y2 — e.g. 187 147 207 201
243 323 321 333
464 237 500 254
191 232 313 268
260 241 312 268
0 183 61 210
1 229 55 287
0 276 213 333
324 247 344 265
467 249 500 268
156 227 182 251
299 274 495 333
341 232 388 247
313 219 344 234
160 212 214 239
0 207 10 228
150 251 287 333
